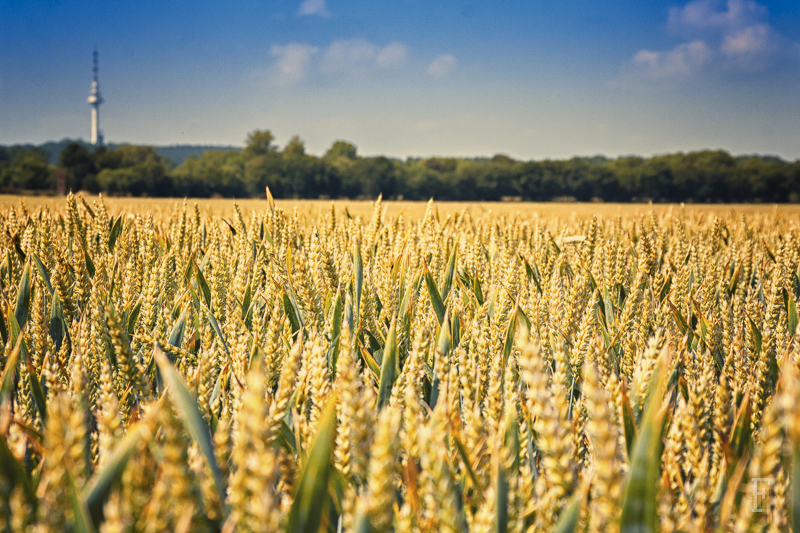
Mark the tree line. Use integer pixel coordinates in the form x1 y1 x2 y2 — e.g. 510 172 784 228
2 130 799 202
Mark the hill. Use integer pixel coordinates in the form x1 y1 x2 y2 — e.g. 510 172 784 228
12 139 241 166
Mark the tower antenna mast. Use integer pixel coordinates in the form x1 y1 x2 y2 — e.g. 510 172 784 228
87 47 104 145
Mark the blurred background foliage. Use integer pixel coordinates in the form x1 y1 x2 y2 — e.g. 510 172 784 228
2 130 799 202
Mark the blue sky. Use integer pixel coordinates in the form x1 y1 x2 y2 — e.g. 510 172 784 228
1 0 799 160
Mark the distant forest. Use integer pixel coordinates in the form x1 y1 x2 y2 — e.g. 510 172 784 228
1 130 799 202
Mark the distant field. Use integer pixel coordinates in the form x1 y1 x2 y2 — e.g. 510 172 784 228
1 194 799 220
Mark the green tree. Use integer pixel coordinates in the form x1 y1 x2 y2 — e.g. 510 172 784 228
244 130 277 158
171 150 245 197
95 145 174 196
244 151 284 197
58 142 97 192
452 158 513 201
324 141 357 162
0 147 9 174
404 159 448 200
2 149 53 190
97 164 172 196
283 135 306 159
348 157 401 198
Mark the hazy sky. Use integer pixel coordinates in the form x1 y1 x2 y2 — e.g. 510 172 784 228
2 0 799 160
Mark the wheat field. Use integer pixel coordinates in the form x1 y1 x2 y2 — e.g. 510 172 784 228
0 192 799 532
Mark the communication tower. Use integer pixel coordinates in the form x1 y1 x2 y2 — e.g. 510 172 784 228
87 48 104 145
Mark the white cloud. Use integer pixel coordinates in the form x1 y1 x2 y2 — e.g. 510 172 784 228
376 42 408 69
270 43 319 86
720 23 770 54
631 41 711 79
668 0 767 34
263 39 408 86
428 54 457 77
622 0 799 83
321 39 406 74
720 23 776 69
297 0 330 17
323 39 376 73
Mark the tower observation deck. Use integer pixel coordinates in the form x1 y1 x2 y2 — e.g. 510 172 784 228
87 48 104 145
